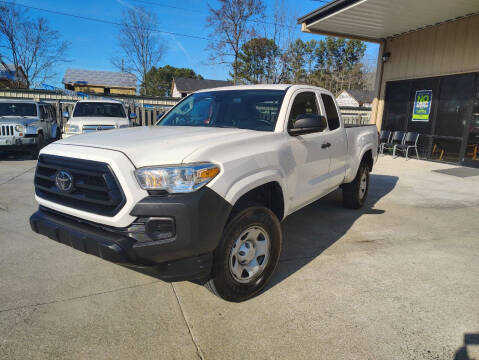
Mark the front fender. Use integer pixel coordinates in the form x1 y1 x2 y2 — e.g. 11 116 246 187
25 125 39 136
222 168 288 218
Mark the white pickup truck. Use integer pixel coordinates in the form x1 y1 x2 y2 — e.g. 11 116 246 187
62 99 133 138
30 85 378 302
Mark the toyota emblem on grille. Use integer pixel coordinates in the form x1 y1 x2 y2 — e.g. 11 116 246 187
97 126 103 131
55 170 74 193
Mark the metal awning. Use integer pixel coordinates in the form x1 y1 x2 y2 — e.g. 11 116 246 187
299 0 479 41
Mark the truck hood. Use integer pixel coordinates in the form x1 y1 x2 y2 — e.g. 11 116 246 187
57 126 267 168
0 117 39 125
69 117 128 126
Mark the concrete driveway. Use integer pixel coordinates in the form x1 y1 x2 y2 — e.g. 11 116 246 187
0 153 478 360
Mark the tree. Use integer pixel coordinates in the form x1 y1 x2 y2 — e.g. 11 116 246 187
206 0 265 85
283 39 306 83
112 6 166 95
236 37 279 84
141 65 203 96
282 36 367 93
0 3 69 88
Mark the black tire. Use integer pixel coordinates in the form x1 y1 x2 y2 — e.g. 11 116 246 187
31 133 44 160
205 205 282 302
342 162 370 209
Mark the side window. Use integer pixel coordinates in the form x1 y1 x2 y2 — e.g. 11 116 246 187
321 94 340 130
39 105 49 120
288 92 319 129
48 105 56 121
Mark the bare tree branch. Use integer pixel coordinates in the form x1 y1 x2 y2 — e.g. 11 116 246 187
0 3 70 88
206 0 265 84
112 6 166 95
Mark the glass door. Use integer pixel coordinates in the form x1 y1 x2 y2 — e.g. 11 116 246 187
430 74 475 163
382 81 411 131
462 74 479 168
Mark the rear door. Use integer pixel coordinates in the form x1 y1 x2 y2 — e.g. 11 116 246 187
319 92 348 187
39 105 52 137
286 90 332 210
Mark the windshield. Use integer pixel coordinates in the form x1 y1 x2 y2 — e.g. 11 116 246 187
0 103 37 117
158 90 286 131
73 102 126 117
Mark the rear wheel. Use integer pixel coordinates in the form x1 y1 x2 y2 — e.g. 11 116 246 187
205 205 282 302
342 162 370 209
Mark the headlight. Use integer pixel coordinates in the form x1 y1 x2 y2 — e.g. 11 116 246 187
15 124 25 132
64 124 80 133
135 163 220 193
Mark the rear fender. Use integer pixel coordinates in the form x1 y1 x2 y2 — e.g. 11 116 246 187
50 123 59 139
345 144 376 183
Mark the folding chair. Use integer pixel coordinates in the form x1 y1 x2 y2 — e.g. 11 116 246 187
393 132 420 160
381 131 405 155
379 130 392 155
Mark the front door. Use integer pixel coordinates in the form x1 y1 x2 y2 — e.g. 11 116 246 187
286 91 332 210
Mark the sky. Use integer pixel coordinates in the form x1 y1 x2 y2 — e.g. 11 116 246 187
10 0 380 88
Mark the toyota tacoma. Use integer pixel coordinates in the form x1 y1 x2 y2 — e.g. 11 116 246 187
30 85 378 302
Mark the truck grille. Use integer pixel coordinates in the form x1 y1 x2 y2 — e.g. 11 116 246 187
82 125 116 133
1 124 15 136
34 154 126 216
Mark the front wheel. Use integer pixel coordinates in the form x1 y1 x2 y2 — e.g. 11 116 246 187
342 162 370 209
31 133 44 160
205 206 282 302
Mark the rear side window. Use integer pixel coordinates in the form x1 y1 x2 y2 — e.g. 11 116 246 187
321 94 340 130
288 92 319 129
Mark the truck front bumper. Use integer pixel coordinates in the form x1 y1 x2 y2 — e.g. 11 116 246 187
0 136 36 150
30 187 232 281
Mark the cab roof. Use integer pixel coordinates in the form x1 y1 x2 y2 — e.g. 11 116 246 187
195 84 330 94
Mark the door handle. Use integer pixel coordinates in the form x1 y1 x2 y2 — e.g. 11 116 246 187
321 142 331 149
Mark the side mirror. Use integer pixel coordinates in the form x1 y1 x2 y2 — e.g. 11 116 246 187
62 111 69 119
289 114 328 136
129 112 137 120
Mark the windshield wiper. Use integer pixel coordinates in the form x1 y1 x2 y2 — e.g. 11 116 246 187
213 125 237 128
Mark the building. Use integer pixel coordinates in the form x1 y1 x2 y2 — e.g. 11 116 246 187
0 64 27 89
299 0 479 167
171 77 232 98
63 69 136 96
336 89 374 108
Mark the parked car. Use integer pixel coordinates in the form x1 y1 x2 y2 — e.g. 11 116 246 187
0 100 60 158
30 84 378 302
62 99 135 138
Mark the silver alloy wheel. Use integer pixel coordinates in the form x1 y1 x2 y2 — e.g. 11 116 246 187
229 226 270 284
359 170 368 199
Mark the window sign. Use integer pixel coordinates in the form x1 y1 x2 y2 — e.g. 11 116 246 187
412 90 432 121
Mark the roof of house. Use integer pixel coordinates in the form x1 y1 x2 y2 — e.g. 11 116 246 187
174 77 232 93
342 89 375 104
63 68 137 89
0 63 26 79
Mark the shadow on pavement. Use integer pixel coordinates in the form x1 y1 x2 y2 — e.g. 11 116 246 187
454 333 479 360
118 173 398 298
266 173 398 291
0 151 34 161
